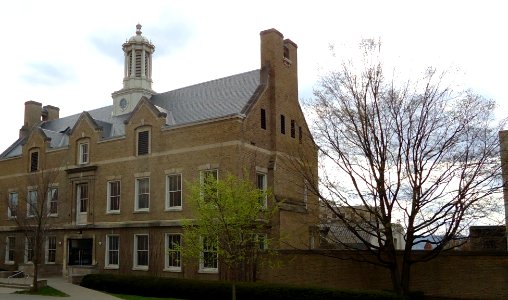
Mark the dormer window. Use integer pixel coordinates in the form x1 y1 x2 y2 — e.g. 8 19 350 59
78 141 89 165
29 150 39 172
137 129 150 156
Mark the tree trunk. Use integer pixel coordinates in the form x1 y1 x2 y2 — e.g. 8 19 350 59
232 282 237 300
401 259 412 295
389 264 403 295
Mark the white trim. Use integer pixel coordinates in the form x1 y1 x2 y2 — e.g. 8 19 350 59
5 236 15 264
7 192 18 219
134 178 150 212
133 234 149 270
165 174 183 211
78 141 89 165
107 180 121 213
164 233 182 272
256 172 268 209
105 234 120 269
198 236 218 273
45 236 56 264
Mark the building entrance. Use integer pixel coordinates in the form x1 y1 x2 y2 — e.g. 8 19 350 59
68 239 93 265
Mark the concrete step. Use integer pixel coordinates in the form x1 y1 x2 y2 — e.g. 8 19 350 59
0 282 30 289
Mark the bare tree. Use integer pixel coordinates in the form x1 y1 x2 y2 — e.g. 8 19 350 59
302 40 505 295
7 166 64 291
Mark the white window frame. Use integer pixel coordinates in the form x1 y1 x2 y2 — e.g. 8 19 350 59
256 172 267 208
133 234 149 270
27 189 37 217
78 141 89 165
199 236 218 273
5 236 15 264
47 187 58 217
256 234 268 251
107 181 121 213
105 235 120 269
8 192 18 218
77 183 88 214
164 234 182 272
166 174 182 211
45 236 56 264
25 237 34 264
135 178 150 212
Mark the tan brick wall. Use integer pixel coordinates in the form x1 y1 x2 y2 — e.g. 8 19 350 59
258 250 508 299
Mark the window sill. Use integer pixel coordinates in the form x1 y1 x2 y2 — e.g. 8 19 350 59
198 268 218 274
4 261 15 265
105 265 119 270
45 262 56 265
107 211 121 215
132 266 149 271
49 214 58 218
165 207 183 212
133 210 150 213
163 267 182 273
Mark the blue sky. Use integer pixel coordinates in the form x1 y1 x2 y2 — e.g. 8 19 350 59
0 0 507 152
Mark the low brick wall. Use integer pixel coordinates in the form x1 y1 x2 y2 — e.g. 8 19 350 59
258 250 508 300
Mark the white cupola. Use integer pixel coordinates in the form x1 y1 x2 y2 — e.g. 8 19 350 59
112 24 156 116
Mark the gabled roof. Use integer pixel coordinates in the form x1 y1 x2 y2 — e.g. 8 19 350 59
0 69 262 159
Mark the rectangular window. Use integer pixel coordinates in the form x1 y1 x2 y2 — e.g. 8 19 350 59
106 235 120 268
26 237 34 263
257 173 267 208
280 115 286 134
260 109 266 130
30 151 39 172
107 181 121 213
166 174 182 210
5 237 15 263
257 234 268 251
46 236 56 263
165 234 181 271
134 234 149 269
48 187 58 216
200 237 218 272
291 119 296 138
136 178 150 211
77 183 88 213
79 142 89 164
27 190 37 217
137 130 150 155
8 192 18 218
298 126 303 143
201 169 218 202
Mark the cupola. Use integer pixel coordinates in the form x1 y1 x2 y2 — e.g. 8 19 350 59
112 24 156 116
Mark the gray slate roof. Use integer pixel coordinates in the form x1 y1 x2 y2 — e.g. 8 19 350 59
0 69 261 159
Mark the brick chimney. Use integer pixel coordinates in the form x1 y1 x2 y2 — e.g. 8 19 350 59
42 105 60 122
24 101 42 128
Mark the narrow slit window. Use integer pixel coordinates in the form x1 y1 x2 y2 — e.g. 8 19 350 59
291 120 296 138
137 130 150 155
260 109 266 130
280 115 286 135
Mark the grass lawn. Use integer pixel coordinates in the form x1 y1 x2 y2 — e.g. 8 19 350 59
113 295 184 300
15 285 69 297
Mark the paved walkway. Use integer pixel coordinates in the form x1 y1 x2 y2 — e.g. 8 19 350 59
0 277 120 300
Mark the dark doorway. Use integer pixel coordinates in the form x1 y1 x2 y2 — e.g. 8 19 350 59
68 239 93 265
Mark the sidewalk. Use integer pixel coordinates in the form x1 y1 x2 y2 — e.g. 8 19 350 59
0 276 120 300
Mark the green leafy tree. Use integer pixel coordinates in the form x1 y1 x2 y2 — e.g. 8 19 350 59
181 172 277 300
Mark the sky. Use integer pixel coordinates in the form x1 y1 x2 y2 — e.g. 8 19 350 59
0 0 507 153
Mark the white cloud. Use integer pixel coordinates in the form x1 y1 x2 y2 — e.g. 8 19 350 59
1 0 507 152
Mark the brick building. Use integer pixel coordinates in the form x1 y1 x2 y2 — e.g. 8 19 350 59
500 130 508 250
0 25 318 279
